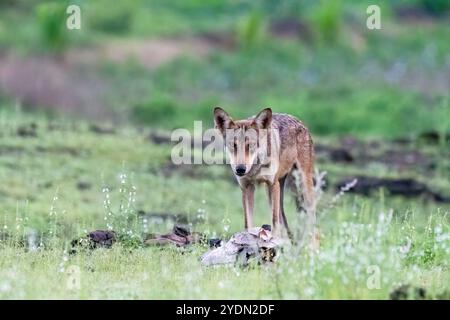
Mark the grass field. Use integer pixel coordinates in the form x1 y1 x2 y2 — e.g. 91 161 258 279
0 109 448 299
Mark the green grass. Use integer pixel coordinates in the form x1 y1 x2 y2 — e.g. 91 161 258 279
0 1 449 299
0 109 448 299
98 20 449 138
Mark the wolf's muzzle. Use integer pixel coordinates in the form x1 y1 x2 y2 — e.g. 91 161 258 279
235 164 246 176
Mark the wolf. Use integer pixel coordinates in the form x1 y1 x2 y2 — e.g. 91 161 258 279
214 107 317 246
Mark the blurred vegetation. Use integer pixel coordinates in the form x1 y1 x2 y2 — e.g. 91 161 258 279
0 0 448 138
419 0 450 16
310 0 343 45
236 10 266 49
36 2 70 53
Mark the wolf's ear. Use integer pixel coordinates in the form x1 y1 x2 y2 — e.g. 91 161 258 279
214 107 234 134
253 108 272 129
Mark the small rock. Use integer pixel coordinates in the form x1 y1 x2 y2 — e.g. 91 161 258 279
70 230 116 254
88 230 116 248
89 124 115 135
143 224 204 247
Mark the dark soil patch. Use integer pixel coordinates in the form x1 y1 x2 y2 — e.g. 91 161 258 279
336 176 450 203
390 284 427 300
394 5 449 21
17 123 38 137
148 131 219 151
148 131 173 145
269 18 313 42
150 131 437 173
315 144 354 163
317 136 436 172
89 124 116 135
375 149 434 171
418 130 450 144
198 32 236 50
35 146 87 157
76 181 92 190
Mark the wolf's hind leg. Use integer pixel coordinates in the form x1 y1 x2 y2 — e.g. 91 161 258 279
296 141 319 250
267 181 282 236
278 175 293 240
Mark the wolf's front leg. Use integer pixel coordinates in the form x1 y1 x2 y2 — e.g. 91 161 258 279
242 184 255 229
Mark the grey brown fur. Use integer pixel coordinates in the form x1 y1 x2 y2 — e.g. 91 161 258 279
214 107 318 248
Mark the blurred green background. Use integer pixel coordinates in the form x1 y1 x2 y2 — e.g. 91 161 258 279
0 0 448 137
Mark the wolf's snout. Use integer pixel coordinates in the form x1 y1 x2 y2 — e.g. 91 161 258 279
235 165 246 176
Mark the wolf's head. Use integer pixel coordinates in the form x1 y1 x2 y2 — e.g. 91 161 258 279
214 107 273 177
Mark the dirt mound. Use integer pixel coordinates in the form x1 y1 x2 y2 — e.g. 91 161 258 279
336 176 450 202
